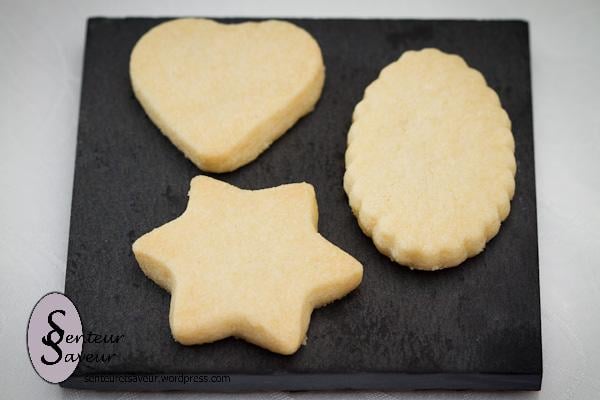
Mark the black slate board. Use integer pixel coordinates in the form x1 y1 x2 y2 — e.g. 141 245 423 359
62 17 542 391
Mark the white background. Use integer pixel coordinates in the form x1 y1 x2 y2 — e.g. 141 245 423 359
1 0 599 399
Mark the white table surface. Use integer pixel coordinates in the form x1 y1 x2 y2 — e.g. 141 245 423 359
1 0 599 398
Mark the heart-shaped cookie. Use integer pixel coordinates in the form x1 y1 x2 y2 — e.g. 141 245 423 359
130 19 325 172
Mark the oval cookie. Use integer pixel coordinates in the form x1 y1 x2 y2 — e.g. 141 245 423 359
344 48 516 271
130 19 325 173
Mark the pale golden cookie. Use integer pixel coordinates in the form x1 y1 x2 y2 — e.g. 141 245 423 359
344 48 516 271
130 18 325 173
132 176 362 354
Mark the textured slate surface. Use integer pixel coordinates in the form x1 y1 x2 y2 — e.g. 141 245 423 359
63 17 541 391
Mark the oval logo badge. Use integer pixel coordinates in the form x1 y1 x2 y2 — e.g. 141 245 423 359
27 292 83 383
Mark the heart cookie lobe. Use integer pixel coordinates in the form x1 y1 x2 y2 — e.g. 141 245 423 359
344 48 516 271
130 19 325 172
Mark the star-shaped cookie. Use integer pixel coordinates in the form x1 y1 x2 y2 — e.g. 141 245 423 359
132 176 363 355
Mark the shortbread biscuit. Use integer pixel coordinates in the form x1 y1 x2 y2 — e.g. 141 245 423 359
130 19 325 173
344 48 516 271
132 176 363 354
